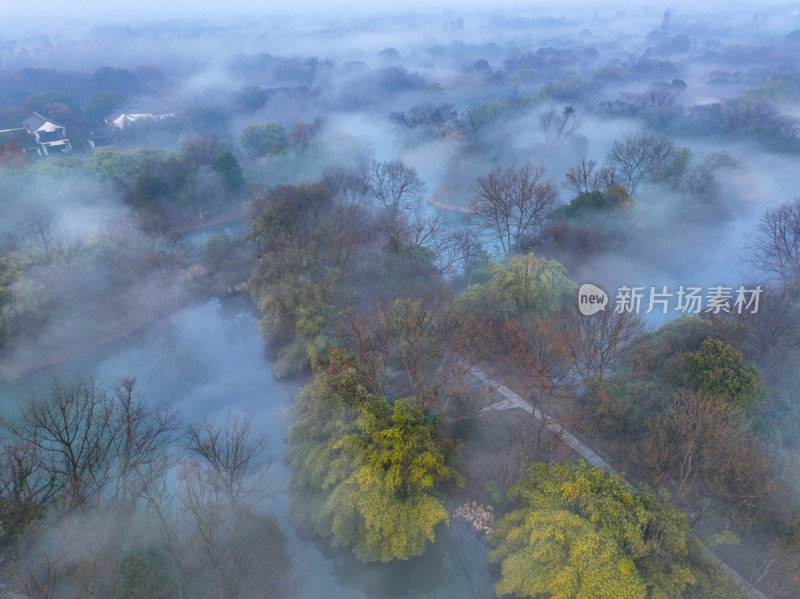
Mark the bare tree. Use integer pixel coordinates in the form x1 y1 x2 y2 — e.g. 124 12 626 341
565 307 647 385
476 314 578 457
288 117 325 148
14 219 83 268
564 157 599 196
360 159 424 213
448 227 486 285
495 315 578 420
181 133 226 169
177 411 277 599
4 377 177 513
604 133 675 194
639 86 675 109
539 106 582 149
101 211 189 278
8 377 117 510
686 164 719 201
14 556 62 599
185 411 269 510
320 202 374 270
0 437 57 544
399 213 469 275
359 159 426 246
320 165 368 204
659 146 691 190
490 412 538 485
346 297 489 415
409 103 456 127
723 99 779 135
746 198 800 283
110 378 178 503
469 162 558 257
2 378 179 599
640 390 773 524
725 283 800 384
563 157 617 197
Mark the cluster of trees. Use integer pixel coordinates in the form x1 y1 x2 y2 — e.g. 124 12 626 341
87 133 245 223
596 92 800 153
389 99 584 153
0 66 149 129
459 144 713 273
490 461 747 599
0 207 192 378
287 351 458 562
243 164 708 599
558 134 720 200
242 154 800 596
6 10 800 598
0 378 292 599
246 159 482 377
454 252 645 427
591 317 774 524
529 191 800 596
468 162 558 257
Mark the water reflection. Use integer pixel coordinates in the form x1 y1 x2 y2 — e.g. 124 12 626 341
143 321 205 383
0 297 496 599
326 521 495 599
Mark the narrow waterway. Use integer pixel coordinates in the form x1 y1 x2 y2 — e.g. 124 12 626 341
0 295 495 599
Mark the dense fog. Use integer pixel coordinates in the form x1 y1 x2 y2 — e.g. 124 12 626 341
1 2 799 598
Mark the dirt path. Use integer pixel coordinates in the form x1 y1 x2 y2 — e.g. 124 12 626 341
472 365 770 599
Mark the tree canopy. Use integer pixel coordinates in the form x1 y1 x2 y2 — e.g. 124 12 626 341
685 337 764 410
490 461 746 599
456 253 575 319
240 123 288 157
287 354 458 562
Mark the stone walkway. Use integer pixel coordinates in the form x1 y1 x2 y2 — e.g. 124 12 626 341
472 366 770 599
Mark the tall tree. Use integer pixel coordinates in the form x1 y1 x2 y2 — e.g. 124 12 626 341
469 162 557 257
605 133 674 194
490 461 744 599
746 198 800 282
539 106 582 149
287 356 458 562
563 156 615 196
346 296 488 413
685 338 764 410
176 411 282 599
360 159 424 213
239 123 288 157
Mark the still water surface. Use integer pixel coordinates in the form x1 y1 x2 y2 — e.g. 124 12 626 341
0 296 494 599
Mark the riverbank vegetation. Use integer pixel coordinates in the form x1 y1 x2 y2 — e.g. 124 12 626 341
2 4 800 598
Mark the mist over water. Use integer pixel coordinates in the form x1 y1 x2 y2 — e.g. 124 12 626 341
3 1 800 597
0 297 495 598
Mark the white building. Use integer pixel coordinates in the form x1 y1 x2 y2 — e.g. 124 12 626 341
105 109 174 130
21 112 72 155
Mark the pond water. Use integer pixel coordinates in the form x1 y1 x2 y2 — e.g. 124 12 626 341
0 295 495 599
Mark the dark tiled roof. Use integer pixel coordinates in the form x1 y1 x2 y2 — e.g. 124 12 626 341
0 128 38 149
22 112 47 131
22 111 65 131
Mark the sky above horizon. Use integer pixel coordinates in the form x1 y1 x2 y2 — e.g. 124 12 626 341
0 0 744 37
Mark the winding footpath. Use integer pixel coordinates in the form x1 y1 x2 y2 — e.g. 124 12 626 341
472 366 770 599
